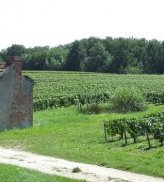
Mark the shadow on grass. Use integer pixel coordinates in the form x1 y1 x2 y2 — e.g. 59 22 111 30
143 145 158 151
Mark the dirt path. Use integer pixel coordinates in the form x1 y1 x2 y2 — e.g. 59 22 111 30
0 147 163 182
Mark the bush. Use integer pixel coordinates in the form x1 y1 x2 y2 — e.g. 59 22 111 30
79 103 103 114
123 65 143 74
111 87 146 113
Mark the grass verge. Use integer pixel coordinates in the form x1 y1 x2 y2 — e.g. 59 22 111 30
0 164 84 182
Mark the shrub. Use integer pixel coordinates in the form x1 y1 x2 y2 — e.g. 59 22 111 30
111 87 146 113
123 65 143 74
79 103 103 114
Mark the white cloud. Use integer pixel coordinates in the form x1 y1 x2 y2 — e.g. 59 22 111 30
0 0 164 50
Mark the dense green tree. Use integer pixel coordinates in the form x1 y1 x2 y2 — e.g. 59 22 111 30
46 46 68 70
23 46 49 70
85 42 113 72
0 44 26 61
154 41 164 74
65 40 85 71
0 37 164 73
158 41 164 73
145 40 160 73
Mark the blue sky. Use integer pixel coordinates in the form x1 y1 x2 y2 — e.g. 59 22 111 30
0 0 164 50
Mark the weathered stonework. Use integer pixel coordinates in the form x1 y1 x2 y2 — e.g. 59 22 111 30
0 57 34 131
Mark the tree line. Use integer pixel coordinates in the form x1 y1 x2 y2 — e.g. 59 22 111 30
0 37 164 74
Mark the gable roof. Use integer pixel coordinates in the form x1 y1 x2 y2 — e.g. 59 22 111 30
24 75 35 84
0 63 10 79
0 63 34 84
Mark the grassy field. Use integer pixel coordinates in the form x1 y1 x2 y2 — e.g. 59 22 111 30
0 164 84 182
0 104 163 178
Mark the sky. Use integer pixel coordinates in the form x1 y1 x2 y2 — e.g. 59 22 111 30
0 0 164 50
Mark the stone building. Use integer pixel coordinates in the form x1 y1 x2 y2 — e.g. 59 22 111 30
0 57 34 131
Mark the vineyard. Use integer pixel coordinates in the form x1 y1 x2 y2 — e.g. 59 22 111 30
25 71 164 111
0 71 163 178
104 112 164 148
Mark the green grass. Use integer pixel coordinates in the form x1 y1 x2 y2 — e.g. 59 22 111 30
0 164 84 182
0 104 164 178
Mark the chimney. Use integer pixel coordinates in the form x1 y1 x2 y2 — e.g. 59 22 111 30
9 56 22 74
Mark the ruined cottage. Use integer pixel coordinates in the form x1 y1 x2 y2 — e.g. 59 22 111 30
0 57 34 131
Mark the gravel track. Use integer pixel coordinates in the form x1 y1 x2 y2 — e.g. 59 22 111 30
0 147 163 182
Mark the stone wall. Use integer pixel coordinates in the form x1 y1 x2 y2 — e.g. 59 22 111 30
0 60 34 131
0 66 14 130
